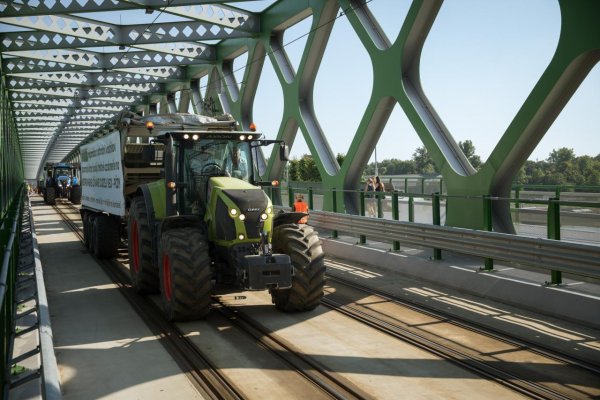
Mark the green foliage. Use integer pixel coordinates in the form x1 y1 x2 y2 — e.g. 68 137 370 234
287 144 599 187
517 148 600 186
459 140 482 169
288 154 321 182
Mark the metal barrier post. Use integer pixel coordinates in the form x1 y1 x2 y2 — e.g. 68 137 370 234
331 189 338 238
404 178 408 194
377 192 383 218
308 187 313 210
547 197 562 284
392 191 400 251
483 196 494 271
432 193 442 260
421 178 425 194
408 195 414 222
359 191 366 244
515 186 521 209
439 178 443 194
288 186 294 208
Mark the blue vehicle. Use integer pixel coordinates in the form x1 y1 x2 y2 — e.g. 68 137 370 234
43 162 82 205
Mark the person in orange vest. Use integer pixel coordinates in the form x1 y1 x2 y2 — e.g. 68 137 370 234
292 193 309 224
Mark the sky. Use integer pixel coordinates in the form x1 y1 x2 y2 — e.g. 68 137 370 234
248 0 599 164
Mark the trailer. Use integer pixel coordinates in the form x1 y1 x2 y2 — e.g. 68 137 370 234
80 112 325 320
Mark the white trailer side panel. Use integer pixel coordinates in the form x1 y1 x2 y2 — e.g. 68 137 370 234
81 131 126 216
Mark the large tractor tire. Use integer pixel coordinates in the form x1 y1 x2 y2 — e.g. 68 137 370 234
128 196 159 293
70 186 82 204
45 187 56 205
93 214 119 258
159 228 211 321
271 223 325 312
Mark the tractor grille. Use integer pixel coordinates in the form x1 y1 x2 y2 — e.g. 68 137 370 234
215 198 236 241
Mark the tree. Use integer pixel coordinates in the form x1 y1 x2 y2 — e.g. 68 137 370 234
458 140 482 169
412 146 437 174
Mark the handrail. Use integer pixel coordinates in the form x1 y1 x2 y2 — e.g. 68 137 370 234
302 209 600 281
0 191 22 399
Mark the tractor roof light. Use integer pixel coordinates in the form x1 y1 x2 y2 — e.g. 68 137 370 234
167 181 176 189
192 134 199 140
183 133 189 139
145 121 154 133
239 134 246 141
249 122 256 132
271 180 280 187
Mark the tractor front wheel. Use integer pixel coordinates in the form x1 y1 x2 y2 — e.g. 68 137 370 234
159 228 211 321
271 223 325 312
128 196 158 293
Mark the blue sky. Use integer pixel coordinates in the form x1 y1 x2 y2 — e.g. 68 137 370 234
251 0 599 164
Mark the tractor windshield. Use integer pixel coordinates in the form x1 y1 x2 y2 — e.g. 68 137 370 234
184 140 252 182
180 139 254 215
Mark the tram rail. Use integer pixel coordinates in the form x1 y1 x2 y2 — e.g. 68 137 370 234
323 274 600 400
51 200 600 399
53 200 368 399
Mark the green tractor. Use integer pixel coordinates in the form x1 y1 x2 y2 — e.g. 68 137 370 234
127 122 325 321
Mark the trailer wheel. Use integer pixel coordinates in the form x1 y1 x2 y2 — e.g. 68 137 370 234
271 223 325 312
128 196 158 293
45 187 56 205
82 212 91 248
159 228 211 321
70 186 82 204
93 214 119 258
88 214 97 254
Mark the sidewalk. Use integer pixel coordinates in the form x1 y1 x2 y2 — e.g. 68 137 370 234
31 198 203 399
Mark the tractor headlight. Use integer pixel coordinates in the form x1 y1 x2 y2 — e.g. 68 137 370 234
183 133 189 139
260 213 268 220
266 206 272 214
229 208 238 216
238 234 245 240
239 213 246 221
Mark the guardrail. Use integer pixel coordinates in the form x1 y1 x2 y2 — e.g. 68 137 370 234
292 209 600 284
1 190 23 398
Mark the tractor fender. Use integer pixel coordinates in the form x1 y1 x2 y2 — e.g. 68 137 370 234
160 215 204 235
273 211 308 227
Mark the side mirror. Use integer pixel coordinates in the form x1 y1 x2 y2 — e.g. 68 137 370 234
279 143 289 161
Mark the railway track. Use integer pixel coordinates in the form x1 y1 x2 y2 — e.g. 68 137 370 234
52 200 600 399
53 201 369 399
323 273 600 399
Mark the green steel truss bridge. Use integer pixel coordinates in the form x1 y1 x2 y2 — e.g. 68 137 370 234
1 0 599 232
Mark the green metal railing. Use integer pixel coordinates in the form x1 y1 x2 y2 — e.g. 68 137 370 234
1 190 24 396
279 186 600 285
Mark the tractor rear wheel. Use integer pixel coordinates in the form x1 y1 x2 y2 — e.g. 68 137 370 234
159 228 211 321
128 196 158 293
271 223 325 312
70 186 82 204
45 187 56 205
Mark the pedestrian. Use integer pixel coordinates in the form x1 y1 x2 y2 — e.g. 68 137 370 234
365 177 376 217
375 176 385 193
292 193 309 224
